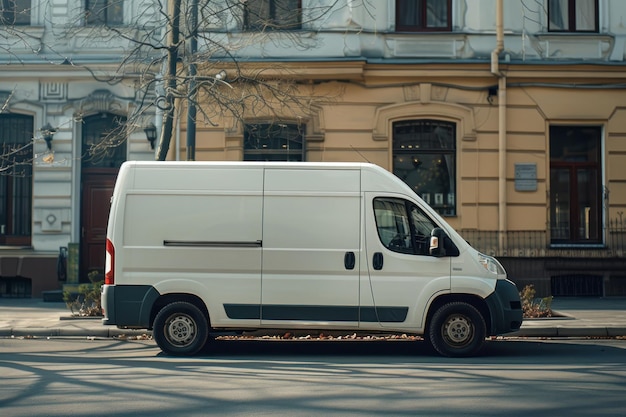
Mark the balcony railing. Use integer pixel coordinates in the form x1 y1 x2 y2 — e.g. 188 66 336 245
459 217 626 258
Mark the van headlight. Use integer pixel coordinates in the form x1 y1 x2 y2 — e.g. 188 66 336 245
478 252 506 275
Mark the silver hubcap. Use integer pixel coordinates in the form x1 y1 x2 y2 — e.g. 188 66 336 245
443 314 473 346
165 314 196 347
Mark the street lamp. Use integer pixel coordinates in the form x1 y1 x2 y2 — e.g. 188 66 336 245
144 123 157 149
41 123 57 150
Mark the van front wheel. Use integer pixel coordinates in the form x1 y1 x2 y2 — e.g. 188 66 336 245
428 302 486 357
153 302 209 356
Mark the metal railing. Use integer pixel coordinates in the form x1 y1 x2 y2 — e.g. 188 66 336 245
459 217 626 258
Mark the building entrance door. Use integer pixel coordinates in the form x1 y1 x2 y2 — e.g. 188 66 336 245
80 171 117 282
79 112 127 283
549 126 602 244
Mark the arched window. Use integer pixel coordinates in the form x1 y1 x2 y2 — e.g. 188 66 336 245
392 120 456 216
0 113 33 245
81 113 127 169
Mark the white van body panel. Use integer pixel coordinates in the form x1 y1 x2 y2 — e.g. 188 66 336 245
260 167 362 328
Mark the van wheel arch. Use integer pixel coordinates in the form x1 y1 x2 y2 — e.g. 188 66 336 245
150 293 210 329
426 294 491 334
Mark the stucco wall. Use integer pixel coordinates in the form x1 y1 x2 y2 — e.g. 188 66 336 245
184 62 626 235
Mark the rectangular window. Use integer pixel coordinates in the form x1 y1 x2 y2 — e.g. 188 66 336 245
393 120 456 216
0 114 33 246
549 0 598 32
549 126 602 245
396 0 451 32
244 0 301 31
244 122 304 161
86 0 124 26
1 0 30 25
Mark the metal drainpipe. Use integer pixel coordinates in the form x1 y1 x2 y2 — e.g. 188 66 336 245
491 0 507 253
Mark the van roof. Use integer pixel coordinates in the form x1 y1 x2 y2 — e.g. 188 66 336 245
120 160 413 194
122 161 379 170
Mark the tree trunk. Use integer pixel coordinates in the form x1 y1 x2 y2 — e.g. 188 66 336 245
156 0 182 161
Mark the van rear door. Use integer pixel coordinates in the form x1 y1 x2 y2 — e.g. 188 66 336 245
260 167 361 328
123 164 264 328
362 193 452 329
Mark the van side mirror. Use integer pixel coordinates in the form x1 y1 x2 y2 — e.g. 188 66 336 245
429 228 447 257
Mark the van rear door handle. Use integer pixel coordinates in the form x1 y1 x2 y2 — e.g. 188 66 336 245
344 251 355 270
373 252 383 270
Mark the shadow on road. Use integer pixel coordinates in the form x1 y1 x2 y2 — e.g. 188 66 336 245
2 337 624 417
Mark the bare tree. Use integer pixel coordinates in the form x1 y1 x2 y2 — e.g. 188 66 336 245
2 0 374 169
41 0 366 161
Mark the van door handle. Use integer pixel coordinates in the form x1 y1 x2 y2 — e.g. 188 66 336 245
373 252 383 270
344 251 355 270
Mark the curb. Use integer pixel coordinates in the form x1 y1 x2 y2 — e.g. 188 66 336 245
510 327 626 338
0 328 152 338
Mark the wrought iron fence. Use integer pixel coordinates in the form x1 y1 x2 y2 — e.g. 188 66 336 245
459 217 626 258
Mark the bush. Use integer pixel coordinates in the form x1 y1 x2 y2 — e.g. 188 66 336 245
520 284 553 318
63 271 103 317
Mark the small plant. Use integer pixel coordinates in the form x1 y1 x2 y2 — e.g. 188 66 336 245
520 284 553 318
63 270 103 317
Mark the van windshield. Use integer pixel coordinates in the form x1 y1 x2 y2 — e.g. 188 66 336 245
373 198 438 256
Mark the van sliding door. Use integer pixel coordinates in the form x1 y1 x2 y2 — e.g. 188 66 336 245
260 168 361 328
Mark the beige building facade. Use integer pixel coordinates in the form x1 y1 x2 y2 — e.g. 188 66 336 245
2 0 626 298
187 62 626 230
175 61 626 296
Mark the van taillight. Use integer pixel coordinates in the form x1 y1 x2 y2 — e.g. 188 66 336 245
105 238 114 285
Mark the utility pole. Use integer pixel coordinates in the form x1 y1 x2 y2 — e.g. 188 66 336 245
186 0 198 160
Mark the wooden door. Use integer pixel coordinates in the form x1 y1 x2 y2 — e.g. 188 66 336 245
80 170 117 283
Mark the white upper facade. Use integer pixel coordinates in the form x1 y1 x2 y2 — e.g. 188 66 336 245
2 0 625 64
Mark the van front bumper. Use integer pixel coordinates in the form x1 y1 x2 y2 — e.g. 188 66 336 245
101 284 159 329
485 279 523 335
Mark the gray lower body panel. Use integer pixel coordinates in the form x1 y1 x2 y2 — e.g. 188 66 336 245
102 284 159 329
485 279 523 335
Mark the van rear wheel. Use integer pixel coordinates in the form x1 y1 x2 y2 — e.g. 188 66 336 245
428 302 486 357
153 302 209 356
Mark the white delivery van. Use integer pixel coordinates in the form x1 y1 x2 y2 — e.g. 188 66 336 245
102 161 522 357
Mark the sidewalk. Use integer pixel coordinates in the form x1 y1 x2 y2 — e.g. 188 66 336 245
0 297 625 339
511 297 626 338
0 298 149 338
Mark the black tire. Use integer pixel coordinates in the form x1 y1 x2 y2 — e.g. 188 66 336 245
153 301 209 356
428 301 486 357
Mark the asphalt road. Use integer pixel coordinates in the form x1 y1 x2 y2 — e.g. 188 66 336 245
1 337 625 416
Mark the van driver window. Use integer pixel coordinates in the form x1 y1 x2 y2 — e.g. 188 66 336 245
374 198 437 256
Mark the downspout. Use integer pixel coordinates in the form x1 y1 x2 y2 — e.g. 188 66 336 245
491 0 507 253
